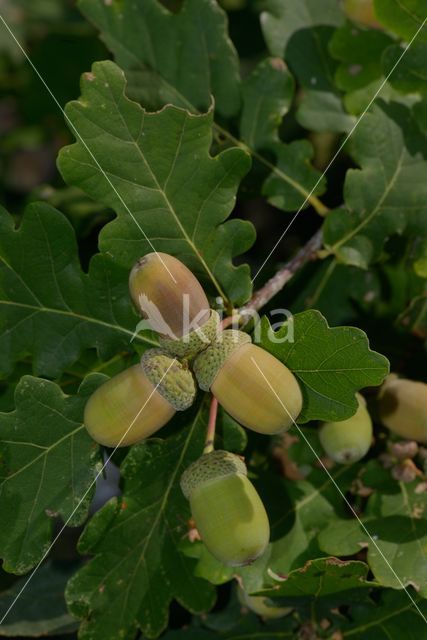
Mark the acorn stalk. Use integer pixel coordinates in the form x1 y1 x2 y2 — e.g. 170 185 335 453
84 350 196 447
194 331 303 434
319 393 373 464
181 450 269 567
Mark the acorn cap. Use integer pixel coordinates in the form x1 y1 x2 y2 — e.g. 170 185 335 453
159 309 221 359
129 252 210 338
140 348 196 411
180 450 247 500
193 330 251 391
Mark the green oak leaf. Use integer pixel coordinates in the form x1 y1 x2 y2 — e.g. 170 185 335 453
323 102 427 268
374 0 427 44
58 60 254 306
318 472 427 596
0 561 79 637
162 589 427 638
66 404 216 639
0 202 152 379
179 539 234 586
262 140 327 211
330 23 394 92
78 0 241 117
383 42 427 95
259 0 352 133
258 557 376 604
240 57 294 151
259 0 343 59
239 58 326 211
0 375 100 574
77 1 328 216
297 91 356 132
233 464 356 595
340 589 427 638
259 309 389 423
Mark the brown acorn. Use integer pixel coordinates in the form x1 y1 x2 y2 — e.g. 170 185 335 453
181 450 269 566
129 252 219 357
84 349 196 447
193 331 303 434
378 375 427 444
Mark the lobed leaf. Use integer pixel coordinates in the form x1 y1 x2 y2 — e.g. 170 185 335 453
383 42 427 95
259 309 389 423
0 375 100 574
323 102 427 268
258 557 376 603
340 589 427 639
78 0 328 217
319 471 427 596
0 561 79 637
374 0 427 44
78 0 241 117
330 24 394 93
262 140 326 211
0 202 148 379
58 60 254 306
66 404 216 639
259 0 343 59
239 57 294 151
260 0 353 133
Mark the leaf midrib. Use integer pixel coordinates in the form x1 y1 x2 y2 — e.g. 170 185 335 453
0 300 157 346
98 26 324 209
332 149 404 251
1 424 85 483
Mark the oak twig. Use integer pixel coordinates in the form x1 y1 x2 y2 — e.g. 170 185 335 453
240 228 323 314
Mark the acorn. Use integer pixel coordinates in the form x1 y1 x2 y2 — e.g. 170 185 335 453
180 450 269 566
84 349 196 447
237 585 292 619
378 375 427 444
129 252 219 357
193 331 303 434
319 393 373 464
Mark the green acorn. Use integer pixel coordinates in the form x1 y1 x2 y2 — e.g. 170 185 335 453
181 450 269 567
193 331 303 434
84 349 196 447
378 375 427 444
129 252 219 357
319 393 373 464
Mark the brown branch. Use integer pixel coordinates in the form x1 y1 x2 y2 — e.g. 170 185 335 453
240 228 323 315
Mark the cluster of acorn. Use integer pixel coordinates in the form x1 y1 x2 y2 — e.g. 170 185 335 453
85 252 304 567
84 251 427 572
319 376 427 467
